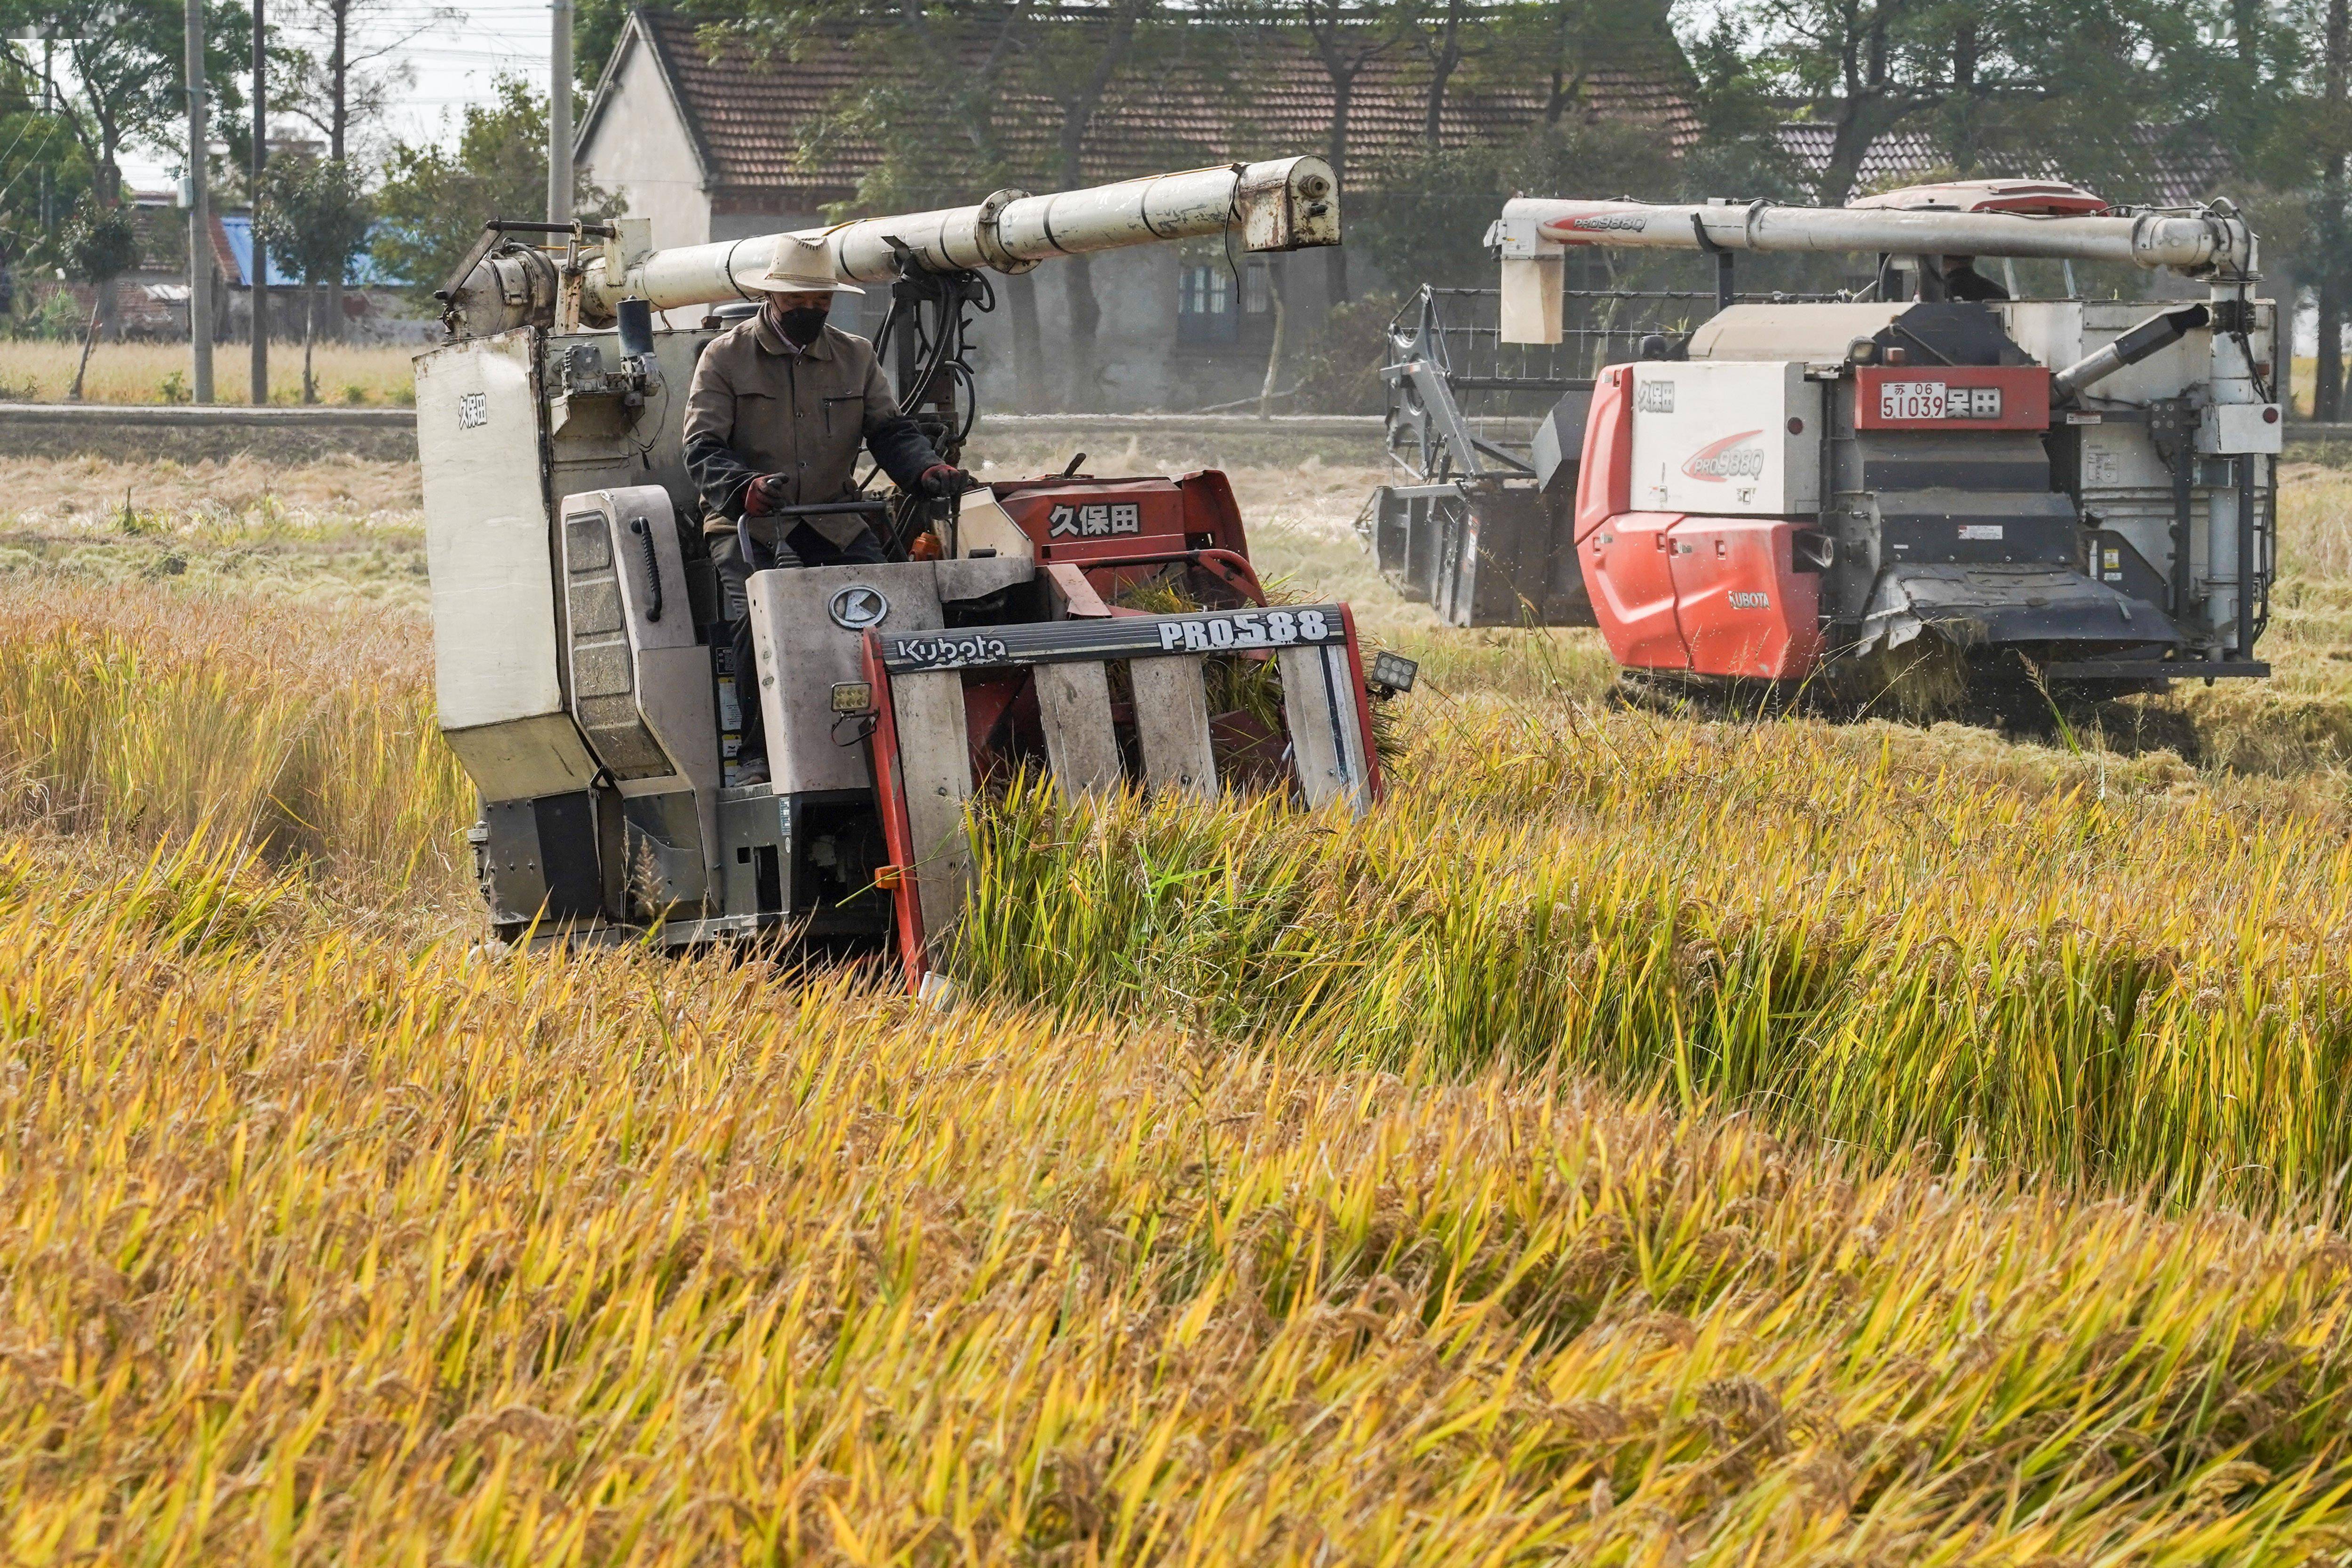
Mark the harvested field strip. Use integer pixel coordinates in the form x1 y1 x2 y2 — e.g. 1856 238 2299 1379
960 713 2352 1199
6 839 2352 1560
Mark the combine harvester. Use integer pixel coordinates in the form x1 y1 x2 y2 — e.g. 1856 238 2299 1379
416 159 1407 989
1369 182 2279 696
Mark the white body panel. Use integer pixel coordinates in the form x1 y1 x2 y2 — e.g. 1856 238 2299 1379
419 332 600 800
2000 294 2276 652
1498 254 1563 346
953 489 1037 560
2202 402 2283 455
442 714 598 802
745 558 1034 796
1628 361 1821 516
2002 300 2207 403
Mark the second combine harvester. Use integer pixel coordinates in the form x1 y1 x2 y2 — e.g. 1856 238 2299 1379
1372 182 2277 693
418 159 1405 991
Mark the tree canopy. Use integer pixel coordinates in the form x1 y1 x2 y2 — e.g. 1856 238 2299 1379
369 74 620 308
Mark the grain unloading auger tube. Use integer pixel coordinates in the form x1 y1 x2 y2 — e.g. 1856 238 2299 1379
415 158 1406 991
437 159 1340 337
1369 179 2278 690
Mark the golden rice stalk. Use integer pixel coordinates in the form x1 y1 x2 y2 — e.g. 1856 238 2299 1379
4 834 2352 1560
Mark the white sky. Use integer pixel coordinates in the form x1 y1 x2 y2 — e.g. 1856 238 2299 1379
119 0 563 188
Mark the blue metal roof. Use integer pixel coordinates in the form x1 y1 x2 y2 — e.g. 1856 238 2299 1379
217 215 406 288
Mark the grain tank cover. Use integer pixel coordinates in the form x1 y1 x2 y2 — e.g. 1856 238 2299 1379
1847 180 2108 216
1689 301 2037 367
1686 303 1907 362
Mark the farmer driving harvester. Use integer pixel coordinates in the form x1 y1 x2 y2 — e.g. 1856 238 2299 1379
683 233 972 784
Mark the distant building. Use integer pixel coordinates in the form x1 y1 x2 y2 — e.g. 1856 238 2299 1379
576 8 1699 410
21 196 432 346
22 193 240 342
216 215 437 345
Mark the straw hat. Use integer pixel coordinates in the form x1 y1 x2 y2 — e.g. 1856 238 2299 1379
747 233 864 294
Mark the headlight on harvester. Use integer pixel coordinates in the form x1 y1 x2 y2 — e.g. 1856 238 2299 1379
1367 651 1419 697
830 681 875 715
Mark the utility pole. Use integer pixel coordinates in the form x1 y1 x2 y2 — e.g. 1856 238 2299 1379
2323 0 2350 422
184 0 215 402
251 0 269 404
548 0 573 223
39 37 54 239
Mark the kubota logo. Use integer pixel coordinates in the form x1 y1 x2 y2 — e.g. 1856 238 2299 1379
1682 430 1766 482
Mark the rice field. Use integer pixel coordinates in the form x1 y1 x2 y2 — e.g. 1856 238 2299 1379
0 341 420 406
11 453 2352 1557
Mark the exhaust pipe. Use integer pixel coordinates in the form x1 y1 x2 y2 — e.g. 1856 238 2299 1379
2051 304 2209 400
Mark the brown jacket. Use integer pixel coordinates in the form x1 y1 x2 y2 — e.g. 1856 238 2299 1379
682 316 938 546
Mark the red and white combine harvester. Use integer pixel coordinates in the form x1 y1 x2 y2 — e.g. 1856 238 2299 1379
1372 182 2277 693
415 160 1407 990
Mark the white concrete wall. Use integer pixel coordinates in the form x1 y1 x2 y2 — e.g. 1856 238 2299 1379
578 38 710 251
580 55 1346 411
960 247 1328 414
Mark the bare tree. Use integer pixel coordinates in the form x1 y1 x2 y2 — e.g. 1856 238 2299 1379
1414 0 1470 153
279 0 433 336
1745 0 1952 206
1021 0 1155 401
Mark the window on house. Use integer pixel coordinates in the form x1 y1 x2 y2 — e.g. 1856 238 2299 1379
1177 263 1238 344
1178 260 1278 344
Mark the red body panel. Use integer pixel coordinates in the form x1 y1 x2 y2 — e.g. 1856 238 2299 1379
1581 511 1691 670
860 633 930 993
1579 506 1826 679
1575 366 1636 544
1666 518 1825 678
990 472 1251 596
1574 363 1828 680
1854 365 2050 431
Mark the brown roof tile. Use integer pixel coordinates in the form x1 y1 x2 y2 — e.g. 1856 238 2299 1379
1776 121 2233 210
595 8 1700 207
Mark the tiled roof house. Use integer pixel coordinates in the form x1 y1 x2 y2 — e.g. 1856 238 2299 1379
577 8 1702 248
574 7 1704 408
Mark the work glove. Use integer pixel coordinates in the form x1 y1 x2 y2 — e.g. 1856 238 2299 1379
743 473 790 516
918 464 974 500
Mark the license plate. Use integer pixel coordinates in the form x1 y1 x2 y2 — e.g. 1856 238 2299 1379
1880 381 1947 421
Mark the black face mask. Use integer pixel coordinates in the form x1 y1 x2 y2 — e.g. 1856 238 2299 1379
773 304 830 345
